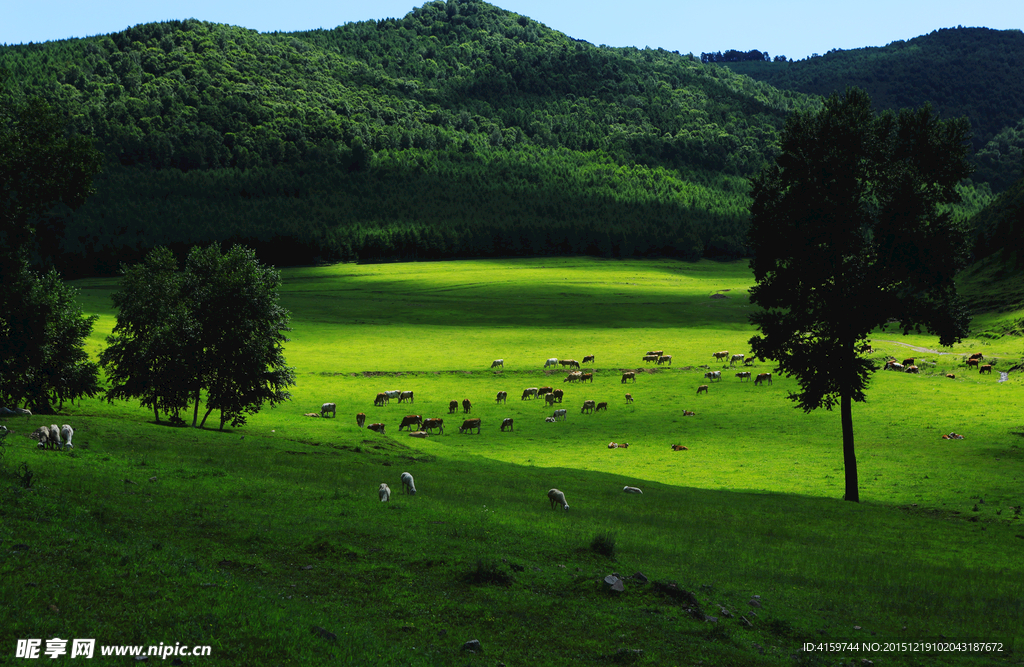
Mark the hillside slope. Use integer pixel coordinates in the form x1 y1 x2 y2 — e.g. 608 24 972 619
0 0 817 275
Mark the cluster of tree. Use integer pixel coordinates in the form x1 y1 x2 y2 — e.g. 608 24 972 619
970 172 1024 266
100 245 295 429
0 0 819 276
716 27 1024 190
700 50 771 64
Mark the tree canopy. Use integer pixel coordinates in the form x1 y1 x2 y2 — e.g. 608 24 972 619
747 88 973 502
100 245 295 429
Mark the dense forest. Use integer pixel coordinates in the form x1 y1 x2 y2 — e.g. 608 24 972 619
0 3 1011 275
719 27 1024 192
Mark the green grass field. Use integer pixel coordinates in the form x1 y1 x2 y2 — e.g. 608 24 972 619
3 257 1023 666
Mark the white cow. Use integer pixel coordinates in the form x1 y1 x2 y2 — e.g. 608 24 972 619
730 354 744 366
552 409 567 421
321 402 336 418
544 358 559 369
398 391 414 404
490 359 504 369
384 390 402 400
704 370 722 382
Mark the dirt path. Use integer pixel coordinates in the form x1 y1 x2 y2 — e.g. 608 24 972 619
872 339 956 355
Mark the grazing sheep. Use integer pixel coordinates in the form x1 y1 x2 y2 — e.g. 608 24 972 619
548 488 569 510
60 424 74 450
49 425 61 448
623 486 643 494
30 426 53 449
379 483 391 502
400 472 417 495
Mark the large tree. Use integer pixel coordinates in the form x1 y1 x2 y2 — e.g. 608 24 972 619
747 88 973 502
101 244 295 429
0 76 104 411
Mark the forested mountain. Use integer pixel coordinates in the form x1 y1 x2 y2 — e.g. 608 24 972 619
0 0 821 276
720 27 1024 192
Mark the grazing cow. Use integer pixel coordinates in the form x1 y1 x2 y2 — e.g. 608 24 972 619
548 488 569 511
459 418 482 434
546 393 557 406
580 373 593 383
905 365 920 374
462 399 472 413
501 417 514 432
582 355 595 365
374 393 388 407
965 358 980 368
736 371 751 381
560 359 580 370
945 374 955 379
969 352 984 359
552 389 564 403
621 372 636 383
646 350 664 357
743 357 755 366
671 444 689 451
422 418 444 435
713 351 729 361
563 371 582 383
902 358 915 367
553 409 567 421
385 390 402 401
368 423 386 435
545 417 557 422
595 402 608 412
399 415 423 431
537 386 553 397
496 391 508 404
490 359 504 369
581 400 596 414
730 354 744 366
886 361 905 372
522 387 538 400
754 373 772 386
398 391 414 404
697 385 709 395
449 400 459 414
979 364 993 374
704 370 722 382
544 358 559 369
643 354 660 364
625 393 633 403
321 402 336 418
356 412 366 428
657 355 672 365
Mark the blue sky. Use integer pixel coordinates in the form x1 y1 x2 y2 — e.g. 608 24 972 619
3 0 1021 60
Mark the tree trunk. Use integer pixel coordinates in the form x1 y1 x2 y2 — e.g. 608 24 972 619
199 406 214 429
154 404 159 423
841 390 859 502
192 385 201 427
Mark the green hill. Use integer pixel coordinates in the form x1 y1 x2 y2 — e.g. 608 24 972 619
0 0 819 276
959 173 1024 319
721 27 1024 191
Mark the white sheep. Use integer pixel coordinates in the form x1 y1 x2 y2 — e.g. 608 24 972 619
49 424 61 447
623 486 643 494
379 483 391 502
60 424 74 450
548 488 569 510
30 425 53 448
400 472 417 495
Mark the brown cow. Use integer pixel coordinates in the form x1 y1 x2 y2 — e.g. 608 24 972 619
683 410 695 416
979 364 993 374
374 393 387 407
671 444 689 451
607 442 629 449
546 393 557 406
399 415 422 431
643 354 660 364
945 374 955 379
581 400 596 414
449 400 458 414
902 358 915 367
537 386 553 396
754 373 772 386
905 365 919 374
582 355 595 364
966 358 980 368
595 402 608 412
462 399 472 413
496 391 508 404
501 417 514 432
422 418 444 434
564 372 582 383
712 351 729 361
552 389 564 403
356 412 366 428
646 350 664 357
459 418 481 434
621 372 636 383
581 373 593 383
625 393 633 403
968 352 984 360
697 385 709 395
560 359 580 370
367 423 386 435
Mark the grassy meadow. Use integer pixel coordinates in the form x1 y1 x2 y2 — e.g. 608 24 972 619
3 257 1023 666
